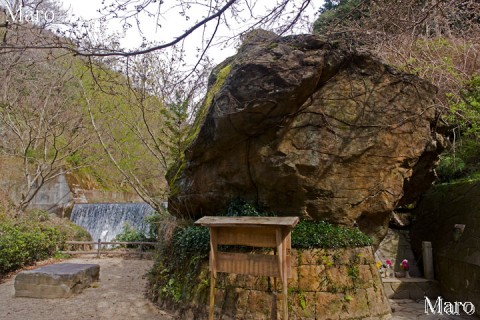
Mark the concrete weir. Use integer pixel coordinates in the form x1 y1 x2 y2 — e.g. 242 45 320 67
14 263 100 298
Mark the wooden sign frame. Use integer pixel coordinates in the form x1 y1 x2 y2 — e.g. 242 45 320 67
195 216 299 320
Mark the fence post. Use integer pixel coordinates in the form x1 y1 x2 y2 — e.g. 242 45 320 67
97 239 101 258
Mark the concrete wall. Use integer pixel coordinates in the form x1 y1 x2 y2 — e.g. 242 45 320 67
0 156 73 214
0 156 26 204
29 173 73 216
72 189 143 204
0 156 146 216
411 181 480 315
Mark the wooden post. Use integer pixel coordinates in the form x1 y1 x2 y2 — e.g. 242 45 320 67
275 229 287 319
97 239 101 258
209 227 218 320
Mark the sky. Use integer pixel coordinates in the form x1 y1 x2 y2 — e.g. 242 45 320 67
59 0 321 66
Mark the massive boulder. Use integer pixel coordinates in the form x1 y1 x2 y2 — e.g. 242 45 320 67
168 32 444 242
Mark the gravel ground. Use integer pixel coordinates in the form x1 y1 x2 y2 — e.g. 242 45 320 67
0 256 174 320
3 258 476 320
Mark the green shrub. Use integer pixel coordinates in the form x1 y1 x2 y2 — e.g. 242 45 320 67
436 136 480 183
437 154 466 182
169 199 372 254
292 220 373 249
145 210 163 240
437 75 480 183
225 198 272 217
0 221 63 275
313 0 365 34
164 217 373 255
69 224 93 241
0 209 91 277
148 224 209 304
114 223 148 243
113 211 162 245
172 225 210 260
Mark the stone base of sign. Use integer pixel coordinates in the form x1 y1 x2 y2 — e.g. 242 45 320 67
161 247 392 319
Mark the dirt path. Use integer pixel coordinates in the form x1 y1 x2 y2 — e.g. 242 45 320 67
0 257 175 320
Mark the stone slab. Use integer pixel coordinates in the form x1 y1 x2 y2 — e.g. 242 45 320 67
383 277 432 283
383 277 440 300
15 263 100 298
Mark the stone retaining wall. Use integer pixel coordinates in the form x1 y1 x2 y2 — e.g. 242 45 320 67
176 247 391 319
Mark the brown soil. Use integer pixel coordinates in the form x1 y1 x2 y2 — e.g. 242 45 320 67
0 256 175 320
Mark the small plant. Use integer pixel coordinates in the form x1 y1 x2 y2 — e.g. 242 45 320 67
348 265 359 281
298 291 307 310
322 255 334 267
53 251 71 259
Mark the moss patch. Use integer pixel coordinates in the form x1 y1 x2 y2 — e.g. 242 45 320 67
167 64 232 195
185 63 232 147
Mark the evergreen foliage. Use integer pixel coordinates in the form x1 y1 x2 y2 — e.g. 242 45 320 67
0 209 91 277
113 211 162 245
438 76 480 182
292 220 373 249
313 0 365 33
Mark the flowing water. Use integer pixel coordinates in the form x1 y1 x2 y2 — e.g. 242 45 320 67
70 203 155 242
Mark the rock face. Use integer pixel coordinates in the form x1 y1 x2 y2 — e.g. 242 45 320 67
15 263 100 298
168 32 444 242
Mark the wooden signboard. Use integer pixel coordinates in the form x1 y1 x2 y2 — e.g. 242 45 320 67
195 216 299 320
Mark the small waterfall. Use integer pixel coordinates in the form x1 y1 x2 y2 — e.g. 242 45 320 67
71 203 155 242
